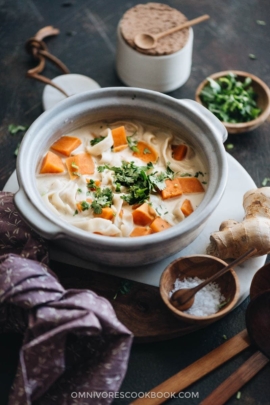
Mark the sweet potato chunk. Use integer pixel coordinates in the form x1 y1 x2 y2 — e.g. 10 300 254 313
51 136 81 156
66 153 95 180
114 144 128 153
132 141 158 163
130 226 152 237
150 217 171 233
132 203 156 226
178 177 205 193
172 144 188 161
94 207 114 220
112 126 128 151
181 199 194 216
161 179 183 200
40 151 65 174
161 177 204 199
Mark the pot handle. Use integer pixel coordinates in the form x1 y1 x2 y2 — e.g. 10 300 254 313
178 99 228 143
14 189 63 240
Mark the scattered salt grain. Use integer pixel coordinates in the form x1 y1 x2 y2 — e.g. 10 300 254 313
170 277 226 317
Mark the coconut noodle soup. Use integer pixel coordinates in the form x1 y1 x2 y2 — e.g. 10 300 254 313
36 120 207 237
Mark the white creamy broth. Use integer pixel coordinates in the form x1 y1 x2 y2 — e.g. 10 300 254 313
36 120 208 237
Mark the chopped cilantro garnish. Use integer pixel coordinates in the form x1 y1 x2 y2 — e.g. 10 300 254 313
87 179 97 191
115 182 121 192
113 279 134 299
149 172 166 191
98 161 175 205
80 201 90 211
199 72 261 123
77 188 82 193
195 171 204 177
166 165 175 179
73 209 78 216
97 165 107 173
91 200 102 214
90 136 105 146
90 187 113 214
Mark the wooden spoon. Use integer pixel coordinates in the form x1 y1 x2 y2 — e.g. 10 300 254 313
170 248 256 311
134 14 210 50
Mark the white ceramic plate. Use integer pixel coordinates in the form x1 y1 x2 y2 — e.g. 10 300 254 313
42 74 100 110
5 153 266 306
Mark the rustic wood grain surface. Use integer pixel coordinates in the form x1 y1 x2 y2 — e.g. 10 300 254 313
0 1 270 404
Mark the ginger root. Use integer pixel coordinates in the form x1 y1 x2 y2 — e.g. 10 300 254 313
207 187 270 259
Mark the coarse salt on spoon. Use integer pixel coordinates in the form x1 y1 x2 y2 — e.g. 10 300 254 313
134 14 210 50
170 248 256 311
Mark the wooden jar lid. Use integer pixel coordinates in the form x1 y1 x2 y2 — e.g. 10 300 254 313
120 2 190 56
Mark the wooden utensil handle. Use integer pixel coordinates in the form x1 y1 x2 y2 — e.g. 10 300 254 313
194 247 256 293
199 351 269 405
130 330 250 405
155 14 210 40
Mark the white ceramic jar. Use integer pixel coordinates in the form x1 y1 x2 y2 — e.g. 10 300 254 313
116 25 193 93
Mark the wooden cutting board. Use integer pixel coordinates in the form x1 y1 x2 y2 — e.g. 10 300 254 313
50 260 201 343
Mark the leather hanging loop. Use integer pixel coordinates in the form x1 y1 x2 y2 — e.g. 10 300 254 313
25 26 70 97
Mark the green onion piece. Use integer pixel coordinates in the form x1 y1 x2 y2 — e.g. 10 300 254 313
8 124 27 134
14 142 21 156
143 148 151 154
262 177 270 186
236 391 241 400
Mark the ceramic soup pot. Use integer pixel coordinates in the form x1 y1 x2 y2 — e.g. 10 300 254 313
14 88 227 267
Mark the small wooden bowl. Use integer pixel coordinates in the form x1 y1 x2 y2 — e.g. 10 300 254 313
159 255 240 325
195 70 270 134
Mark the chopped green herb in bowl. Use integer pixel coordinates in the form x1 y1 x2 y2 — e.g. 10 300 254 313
195 70 270 134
